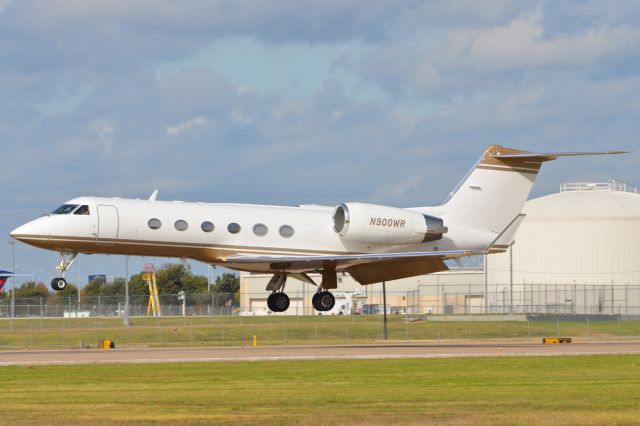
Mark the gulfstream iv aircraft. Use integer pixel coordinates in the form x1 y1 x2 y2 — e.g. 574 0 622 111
11 145 626 313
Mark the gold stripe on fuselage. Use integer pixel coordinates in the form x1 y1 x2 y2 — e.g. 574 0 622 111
12 234 357 264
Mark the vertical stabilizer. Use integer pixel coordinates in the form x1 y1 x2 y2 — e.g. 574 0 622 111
438 145 626 235
0 271 14 295
440 145 547 234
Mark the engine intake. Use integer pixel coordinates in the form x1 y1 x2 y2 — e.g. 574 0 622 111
333 203 447 245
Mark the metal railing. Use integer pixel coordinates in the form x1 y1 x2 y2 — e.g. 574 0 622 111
561 180 639 194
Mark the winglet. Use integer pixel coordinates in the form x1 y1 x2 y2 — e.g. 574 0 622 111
148 189 159 201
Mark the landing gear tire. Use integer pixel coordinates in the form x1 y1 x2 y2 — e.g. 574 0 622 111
267 293 275 311
313 291 335 312
267 293 290 312
51 277 67 291
273 293 290 312
312 293 322 311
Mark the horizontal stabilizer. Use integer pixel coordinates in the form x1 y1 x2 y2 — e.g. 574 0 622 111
492 150 628 161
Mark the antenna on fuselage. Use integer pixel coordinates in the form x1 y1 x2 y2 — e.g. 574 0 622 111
148 189 159 201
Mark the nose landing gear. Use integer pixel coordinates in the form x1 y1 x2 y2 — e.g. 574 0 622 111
51 252 78 291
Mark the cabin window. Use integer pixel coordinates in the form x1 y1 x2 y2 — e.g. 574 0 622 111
174 220 188 231
73 205 90 215
227 223 241 234
201 221 214 233
52 204 79 215
253 223 268 236
279 225 294 238
148 218 162 230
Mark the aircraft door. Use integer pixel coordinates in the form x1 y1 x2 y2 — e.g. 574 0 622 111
97 205 119 244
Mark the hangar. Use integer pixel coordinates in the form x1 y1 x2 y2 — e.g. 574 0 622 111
240 181 640 315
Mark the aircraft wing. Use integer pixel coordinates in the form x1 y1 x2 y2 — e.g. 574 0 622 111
225 250 472 285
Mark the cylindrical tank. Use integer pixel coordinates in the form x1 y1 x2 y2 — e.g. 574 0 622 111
488 183 640 286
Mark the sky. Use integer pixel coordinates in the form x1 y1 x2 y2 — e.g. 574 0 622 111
1 0 639 286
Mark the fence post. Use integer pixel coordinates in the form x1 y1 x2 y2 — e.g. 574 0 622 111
283 316 287 344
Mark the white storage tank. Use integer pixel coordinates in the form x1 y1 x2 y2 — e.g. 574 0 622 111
488 181 640 286
485 181 640 314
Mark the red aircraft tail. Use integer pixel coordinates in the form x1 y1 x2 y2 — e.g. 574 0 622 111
0 271 14 295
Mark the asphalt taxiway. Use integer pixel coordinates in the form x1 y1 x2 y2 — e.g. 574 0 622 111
1 340 640 366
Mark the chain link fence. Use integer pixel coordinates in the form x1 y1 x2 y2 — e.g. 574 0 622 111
1 283 640 318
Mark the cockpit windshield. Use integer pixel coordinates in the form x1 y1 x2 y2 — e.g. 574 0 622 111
74 205 90 215
51 204 79 215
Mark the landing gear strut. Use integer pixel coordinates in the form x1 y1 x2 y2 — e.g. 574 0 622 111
51 252 78 291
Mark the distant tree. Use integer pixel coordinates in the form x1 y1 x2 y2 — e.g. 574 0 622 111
83 276 106 297
14 281 49 299
212 273 239 307
155 263 188 294
53 283 80 302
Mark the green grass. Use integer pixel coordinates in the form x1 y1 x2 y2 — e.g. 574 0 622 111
0 316 638 350
1 355 639 424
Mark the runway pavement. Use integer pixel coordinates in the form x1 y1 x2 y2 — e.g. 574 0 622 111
2 340 640 366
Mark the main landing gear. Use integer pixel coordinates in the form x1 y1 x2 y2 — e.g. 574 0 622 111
51 252 78 291
265 271 337 313
265 272 290 313
267 292 290 313
312 291 335 312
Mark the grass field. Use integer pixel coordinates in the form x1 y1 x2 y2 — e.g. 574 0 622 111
1 355 639 425
1 315 639 350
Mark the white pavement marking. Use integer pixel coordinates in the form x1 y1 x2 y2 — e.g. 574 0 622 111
2 349 640 366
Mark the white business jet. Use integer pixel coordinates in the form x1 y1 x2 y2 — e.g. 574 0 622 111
10 145 625 312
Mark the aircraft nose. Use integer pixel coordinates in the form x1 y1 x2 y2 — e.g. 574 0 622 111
10 222 35 241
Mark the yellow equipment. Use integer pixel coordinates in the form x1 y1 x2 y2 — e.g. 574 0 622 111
98 339 115 349
542 337 572 344
144 264 161 317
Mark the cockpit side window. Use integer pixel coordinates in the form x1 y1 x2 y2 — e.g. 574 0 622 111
52 204 79 215
73 205 90 215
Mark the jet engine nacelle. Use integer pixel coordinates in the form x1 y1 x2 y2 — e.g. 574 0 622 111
332 202 447 245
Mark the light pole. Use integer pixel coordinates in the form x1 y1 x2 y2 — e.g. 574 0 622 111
382 281 388 340
509 243 514 314
124 255 130 326
9 238 15 318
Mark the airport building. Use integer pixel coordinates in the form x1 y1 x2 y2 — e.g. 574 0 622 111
240 269 485 316
240 181 640 316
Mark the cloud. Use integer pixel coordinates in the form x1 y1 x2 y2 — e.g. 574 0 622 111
448 8 640 72
353 4 640 97
166 116 208 135
0 0 11 14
